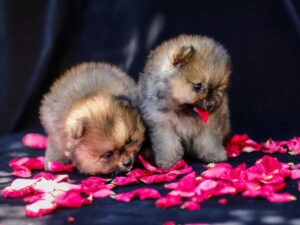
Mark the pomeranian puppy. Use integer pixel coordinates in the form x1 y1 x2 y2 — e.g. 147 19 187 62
40 62 145 175
139 34 231 169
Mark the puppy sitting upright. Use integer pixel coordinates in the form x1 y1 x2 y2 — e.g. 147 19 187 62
40 62 145 175
139 35 231 169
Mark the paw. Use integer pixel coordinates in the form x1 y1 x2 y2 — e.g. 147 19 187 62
202 148 227 163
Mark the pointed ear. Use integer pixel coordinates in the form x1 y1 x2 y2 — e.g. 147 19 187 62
171 45 195 67
70 118 87 139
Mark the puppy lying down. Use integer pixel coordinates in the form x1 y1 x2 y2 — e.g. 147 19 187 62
40 62 145 175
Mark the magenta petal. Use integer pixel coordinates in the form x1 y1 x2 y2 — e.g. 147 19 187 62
127 168 153 179
193 107 209 124
218 198 228 204
113 188 161 202
138 155 164 173
156 196 182 209
54 191 85 208
22 133 48 149
112 176 138 186
181 201 200 211
48 161 74 173
140 173 178 184
163 221 176 225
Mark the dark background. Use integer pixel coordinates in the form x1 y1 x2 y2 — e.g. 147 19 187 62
0 0 299 140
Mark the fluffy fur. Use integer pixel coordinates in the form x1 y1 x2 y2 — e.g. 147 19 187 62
40 62 145 175
139 34 231 169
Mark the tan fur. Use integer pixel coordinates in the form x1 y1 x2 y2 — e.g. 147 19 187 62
139 34 231 169
40 62 145 175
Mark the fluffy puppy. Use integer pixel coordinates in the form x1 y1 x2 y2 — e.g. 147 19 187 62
40 62 145 175
139 34 231 169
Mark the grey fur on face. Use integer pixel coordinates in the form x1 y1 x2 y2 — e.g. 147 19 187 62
138 34 231 169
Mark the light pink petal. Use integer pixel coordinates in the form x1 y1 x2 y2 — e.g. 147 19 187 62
25 199 57 218
93 189 114 198
48 161 74 173
197 179 218 192
11 169 32 178
290 169 300 179
22 133 48 149
181 201 200 211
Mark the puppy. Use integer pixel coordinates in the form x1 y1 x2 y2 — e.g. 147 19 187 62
139 34 231 169
40 62 145 175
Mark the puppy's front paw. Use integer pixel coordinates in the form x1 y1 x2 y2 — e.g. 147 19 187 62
202 148 227 163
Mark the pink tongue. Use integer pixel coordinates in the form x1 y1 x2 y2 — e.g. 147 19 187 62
193 107 209 124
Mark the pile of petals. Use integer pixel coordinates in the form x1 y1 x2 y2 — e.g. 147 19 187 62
225 134 300 157
1 133 300 218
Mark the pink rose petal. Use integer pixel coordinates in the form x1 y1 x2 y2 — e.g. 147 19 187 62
266 192 297 203
181 201 200 211
163 221 176 225
25 199 57 217
193 107 209 124
48 161 74 173
22 133 48 149
113 188 161 202
290 169 300 179
112 176 138 186
138 155 163 173
140 172 178 184
218 198 228 204
67 216 75 222
156 196 182 209
93 189 114 198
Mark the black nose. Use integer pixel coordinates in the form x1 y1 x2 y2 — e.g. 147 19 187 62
206 101 214 111
123 158 133 168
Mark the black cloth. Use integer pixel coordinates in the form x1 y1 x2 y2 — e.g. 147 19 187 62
0 130 300 225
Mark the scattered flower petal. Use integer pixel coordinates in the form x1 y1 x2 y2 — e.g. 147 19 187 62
22 133 48 149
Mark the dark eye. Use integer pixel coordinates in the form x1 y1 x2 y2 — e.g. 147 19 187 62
126 138 133 145
103 151 114 159
193 83 202 92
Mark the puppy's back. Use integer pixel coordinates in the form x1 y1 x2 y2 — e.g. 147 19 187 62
40 62 137 135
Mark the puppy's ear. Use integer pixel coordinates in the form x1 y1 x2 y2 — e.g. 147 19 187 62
171 45 195 67
70 118 87 139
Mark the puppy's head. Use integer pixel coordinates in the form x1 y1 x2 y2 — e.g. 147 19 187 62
65 94 145 175
151 35 231 115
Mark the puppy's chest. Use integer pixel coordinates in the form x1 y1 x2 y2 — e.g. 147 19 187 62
170 114 202 140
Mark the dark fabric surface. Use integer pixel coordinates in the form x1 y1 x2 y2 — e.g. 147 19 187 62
0 130 300 225
0 0 299 140
1 1 300 225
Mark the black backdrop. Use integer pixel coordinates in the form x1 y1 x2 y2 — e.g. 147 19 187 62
0 0 300 141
